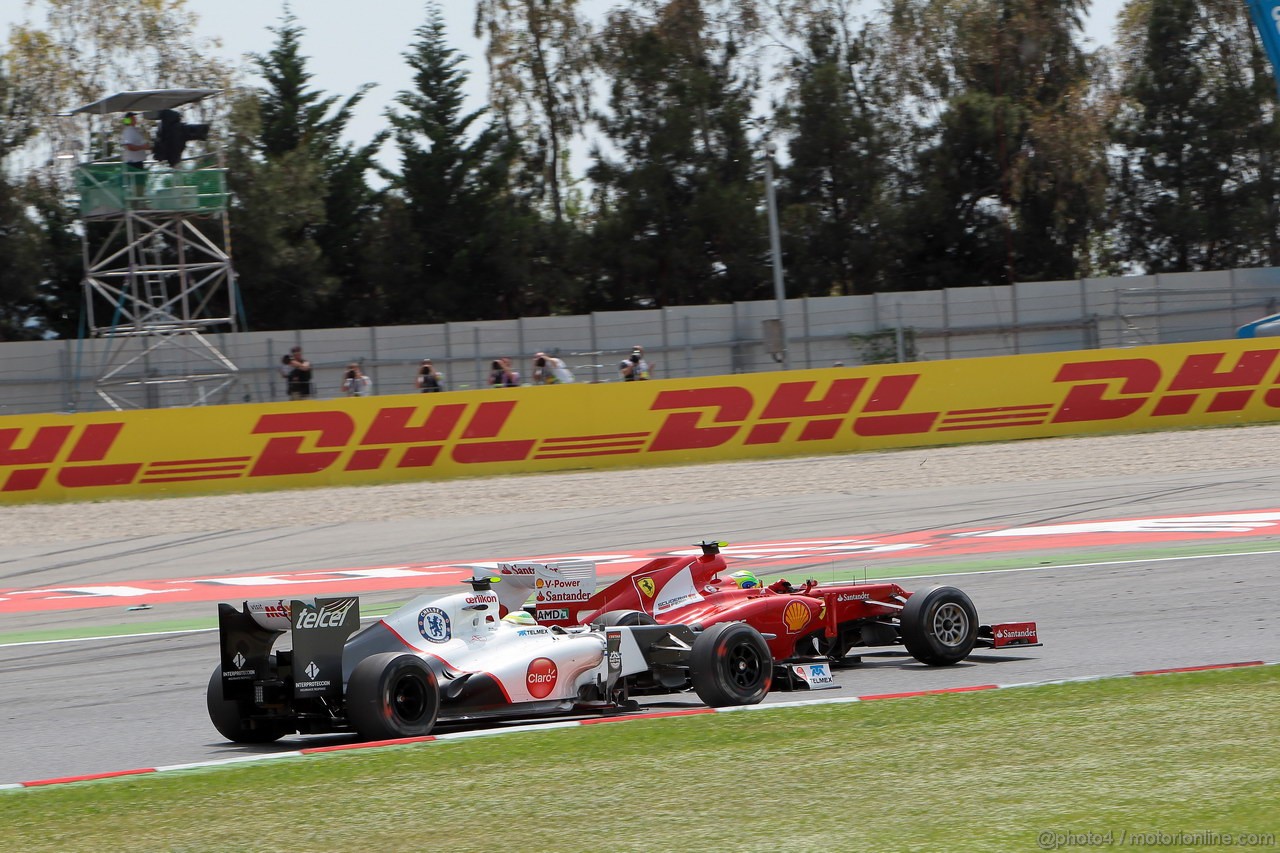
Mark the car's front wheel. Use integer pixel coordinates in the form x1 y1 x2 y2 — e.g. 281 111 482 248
899 586 978 666
346 653 440 740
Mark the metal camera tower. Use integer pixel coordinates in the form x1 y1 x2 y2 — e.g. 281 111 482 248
70 89 241 411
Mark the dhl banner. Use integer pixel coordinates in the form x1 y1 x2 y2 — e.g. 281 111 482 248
3 339 1280 504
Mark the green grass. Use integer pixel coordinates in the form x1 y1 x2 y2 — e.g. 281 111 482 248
3 667 1277 853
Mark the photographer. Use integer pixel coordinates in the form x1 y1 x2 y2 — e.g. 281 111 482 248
531 352 575 385
488 356 520 387
416 358 444 392
282 346 314 400
341 362 371 397
618 345 650 381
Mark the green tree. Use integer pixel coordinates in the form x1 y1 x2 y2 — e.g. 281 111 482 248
1109 0 1280 272
883 0 1107 289
0 61 78 341
771 1 900 296
475 0 594 226
226 9 383 330
0 61 41 340
586 0 767 309
378 3 531 323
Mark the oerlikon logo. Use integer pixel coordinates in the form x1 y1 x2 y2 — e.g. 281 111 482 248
526 657 558 698
783 600 812 633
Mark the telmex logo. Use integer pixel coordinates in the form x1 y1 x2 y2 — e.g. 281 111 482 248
6 346 1280 496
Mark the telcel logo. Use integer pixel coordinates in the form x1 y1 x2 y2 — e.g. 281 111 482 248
295 598 355 629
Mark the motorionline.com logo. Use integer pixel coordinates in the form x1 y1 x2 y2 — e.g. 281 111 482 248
1037 829 1276 850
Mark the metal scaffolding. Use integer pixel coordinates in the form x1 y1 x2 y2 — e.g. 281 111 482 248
71 89 242 411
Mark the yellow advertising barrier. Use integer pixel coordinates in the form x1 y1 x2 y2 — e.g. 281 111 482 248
4 339 1280 504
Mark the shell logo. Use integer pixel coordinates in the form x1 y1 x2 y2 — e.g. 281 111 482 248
637 578 656 598
783 600 812 633
526 657 558 698
535 578 545 589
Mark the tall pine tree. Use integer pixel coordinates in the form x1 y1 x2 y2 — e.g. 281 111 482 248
227 9 383 330
773 3 899 296
376 3 530 323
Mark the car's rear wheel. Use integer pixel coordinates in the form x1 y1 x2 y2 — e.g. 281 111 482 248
346 653 440 740
206 665 287 744
596 610 658 627
899 586 978 666
689 621 772 706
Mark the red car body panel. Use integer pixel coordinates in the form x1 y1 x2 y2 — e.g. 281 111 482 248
542 545 1039 664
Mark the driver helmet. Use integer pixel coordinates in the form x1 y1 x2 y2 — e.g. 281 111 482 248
729 570 761 589
502 610 537 626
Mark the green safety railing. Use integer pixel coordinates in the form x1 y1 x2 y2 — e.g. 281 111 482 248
76 162 228 217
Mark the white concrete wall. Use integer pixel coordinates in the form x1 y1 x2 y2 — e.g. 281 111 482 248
5 267 1280 416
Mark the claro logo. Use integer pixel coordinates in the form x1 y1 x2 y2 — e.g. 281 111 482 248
526 657 558 698
294 598 357 630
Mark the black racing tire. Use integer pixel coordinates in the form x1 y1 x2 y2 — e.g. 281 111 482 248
899 586 979 666
346 653 440 740
206 665 287 744
689 621 772 706
596 610 659 627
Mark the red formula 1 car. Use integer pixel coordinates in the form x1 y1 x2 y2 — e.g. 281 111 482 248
535 542 1040 689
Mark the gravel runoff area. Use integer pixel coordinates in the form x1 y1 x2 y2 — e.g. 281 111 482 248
3 423 1280 549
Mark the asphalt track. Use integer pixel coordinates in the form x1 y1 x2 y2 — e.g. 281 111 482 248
3 465 1280 785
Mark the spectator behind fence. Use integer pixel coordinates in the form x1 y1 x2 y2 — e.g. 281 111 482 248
488 357 520 387
282 346 314 400
618 345 650 381
341 362 371 397
531 352 575 385
416 358 445 392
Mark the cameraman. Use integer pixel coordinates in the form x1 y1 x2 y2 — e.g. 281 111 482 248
618 345 650 381
488 356 520 387
283 346 314 400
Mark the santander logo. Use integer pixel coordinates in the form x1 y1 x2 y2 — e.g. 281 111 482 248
526 657 558 698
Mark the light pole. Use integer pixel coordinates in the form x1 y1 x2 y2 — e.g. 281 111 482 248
763 139 788 369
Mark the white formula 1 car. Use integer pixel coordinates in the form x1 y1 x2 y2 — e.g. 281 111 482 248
208 561 771 743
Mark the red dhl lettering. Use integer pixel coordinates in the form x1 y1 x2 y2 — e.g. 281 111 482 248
1052 350 1280 423
647 349 1280 452
247 402 534 478
9 345 1280 499
2 423 133 492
